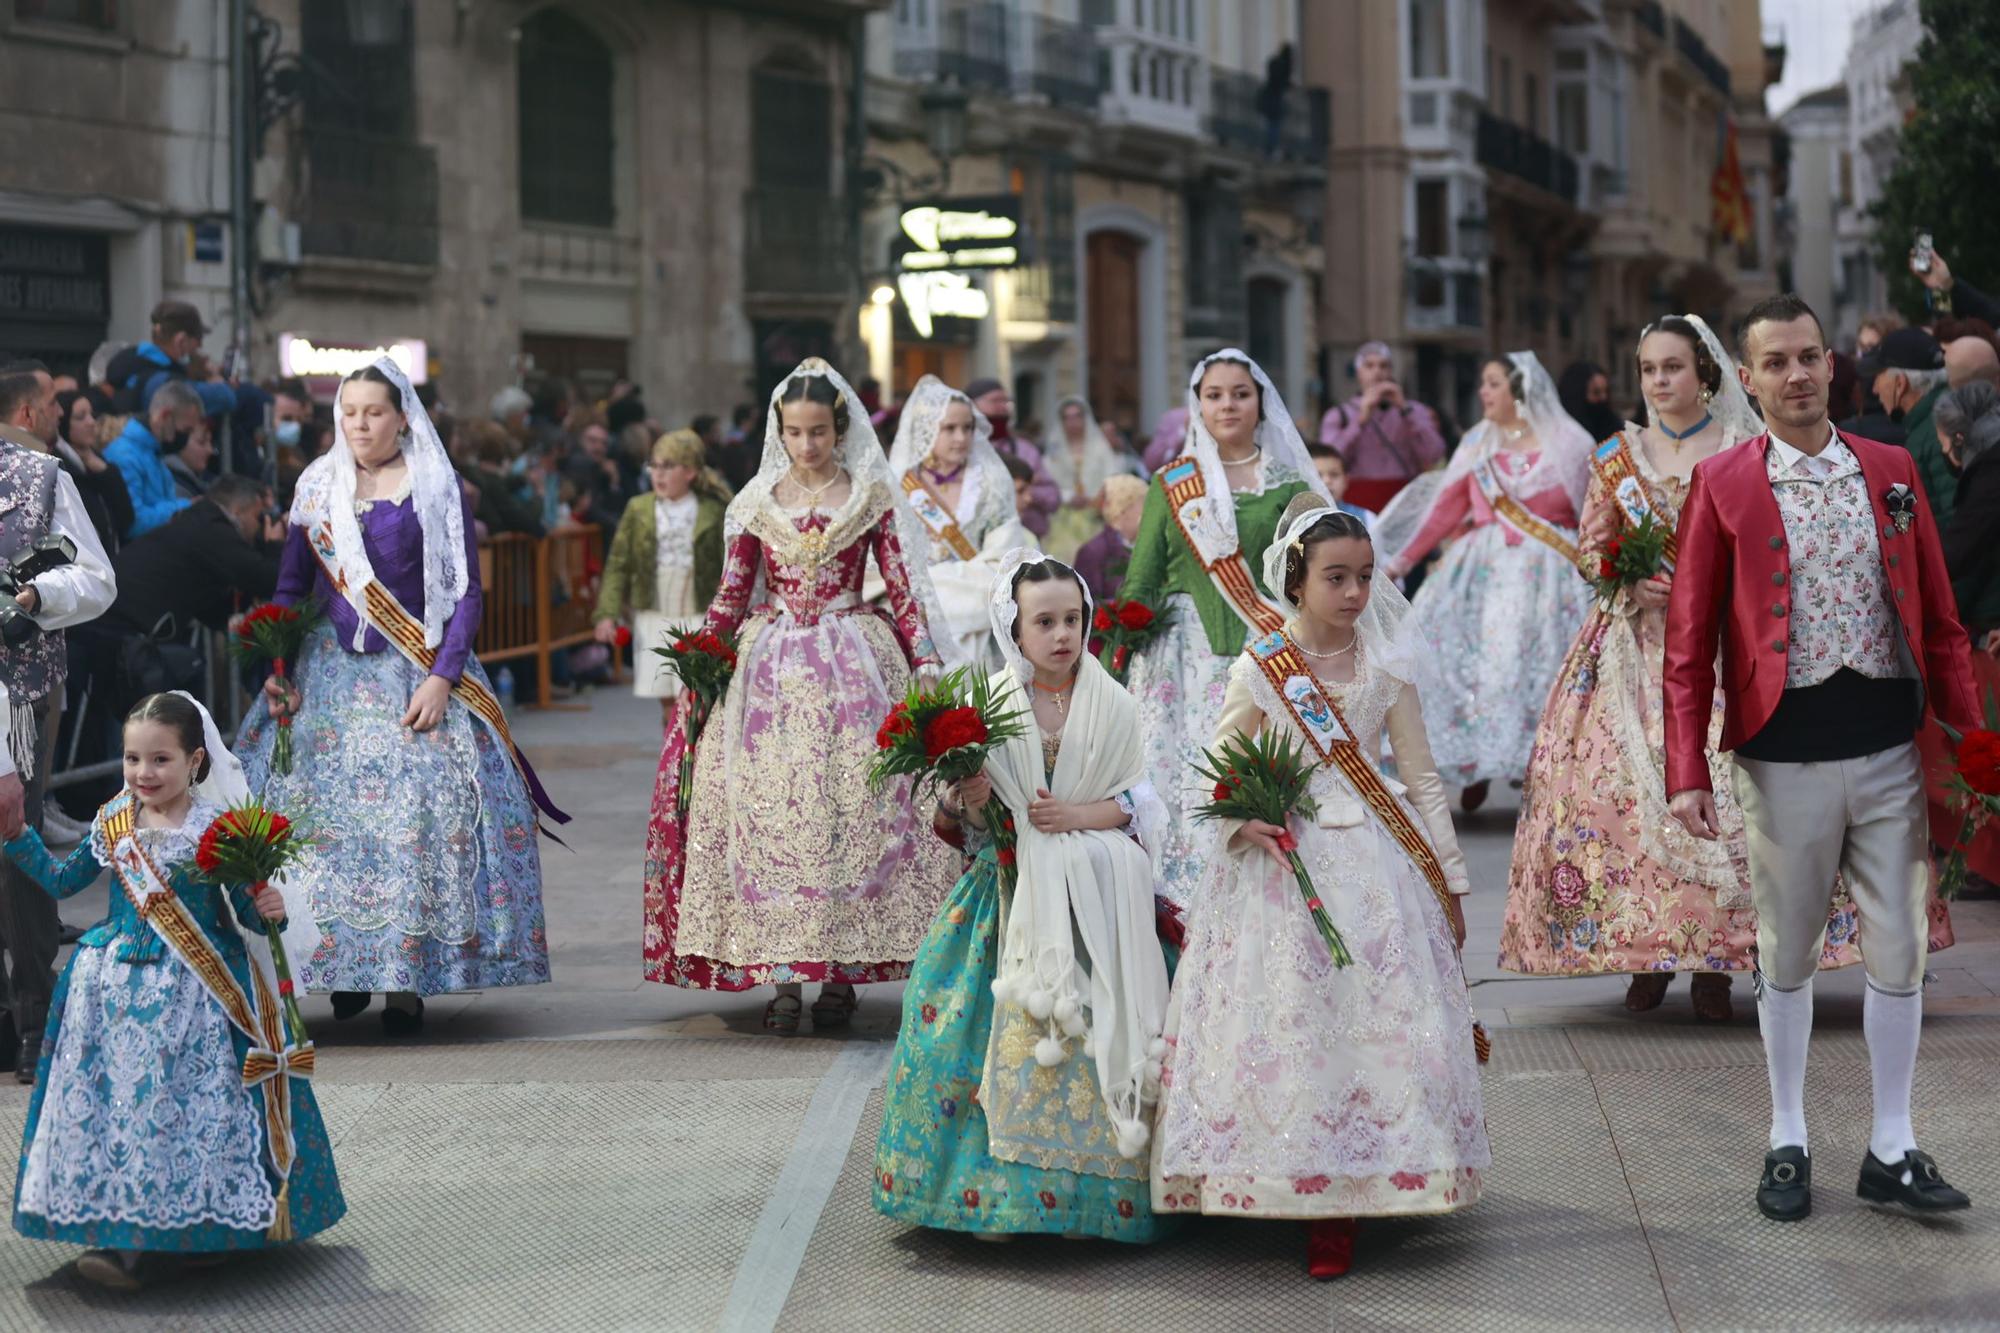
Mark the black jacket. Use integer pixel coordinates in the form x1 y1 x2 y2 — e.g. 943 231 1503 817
1946 448 2000 636
107 498 281 636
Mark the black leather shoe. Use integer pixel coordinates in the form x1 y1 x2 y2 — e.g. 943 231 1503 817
380 998 424 1037
1757 1146 1811 1221
1858 1150 1971 1214
330 991 373 1021
15 1036 40 1086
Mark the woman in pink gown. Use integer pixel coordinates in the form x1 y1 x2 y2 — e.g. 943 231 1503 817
641 360 961 1033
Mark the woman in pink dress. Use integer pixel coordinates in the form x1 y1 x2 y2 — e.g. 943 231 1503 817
1498 317 1950 1018
641 360 961 1033
1376 352 1595 811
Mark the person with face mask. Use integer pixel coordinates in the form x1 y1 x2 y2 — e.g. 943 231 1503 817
103 379 203 538
1857 327 1954 526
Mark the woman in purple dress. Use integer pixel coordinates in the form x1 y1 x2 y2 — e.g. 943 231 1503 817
239 359 560 1034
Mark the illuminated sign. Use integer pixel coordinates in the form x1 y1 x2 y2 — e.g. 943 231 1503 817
278 334 428 383
898 271 990 339
895 196 1024 272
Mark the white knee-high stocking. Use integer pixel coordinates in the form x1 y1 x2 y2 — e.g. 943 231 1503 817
1864 984 1921 1164
1759 979 1813 1151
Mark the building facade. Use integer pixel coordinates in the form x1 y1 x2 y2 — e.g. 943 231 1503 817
1 0 885 420
1836 0 1922 337
861 0 1327 441
1305 0 1780 431
1777 84 1850 339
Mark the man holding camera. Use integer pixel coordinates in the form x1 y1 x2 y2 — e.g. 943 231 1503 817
1316 341 1448 512
0 363 119 1082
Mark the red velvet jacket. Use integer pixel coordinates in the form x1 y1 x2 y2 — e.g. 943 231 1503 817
1662 427 1979 795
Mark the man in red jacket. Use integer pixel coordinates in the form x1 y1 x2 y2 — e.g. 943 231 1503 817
1664 293 1979 1224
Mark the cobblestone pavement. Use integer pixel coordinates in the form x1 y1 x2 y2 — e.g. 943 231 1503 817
0 687 1994 1332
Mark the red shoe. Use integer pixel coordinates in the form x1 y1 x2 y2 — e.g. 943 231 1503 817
1306 1217 1357 1279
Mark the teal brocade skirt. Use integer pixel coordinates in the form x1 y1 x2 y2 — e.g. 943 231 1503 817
871 847 1165 1242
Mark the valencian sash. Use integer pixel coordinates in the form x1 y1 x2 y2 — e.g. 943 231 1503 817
1246 631 1491 1062
1159 459 1287 636
1592 434 1678 573
306 521 569 825
900 470 979 560
1472 457 1587 573
99 796 315 1237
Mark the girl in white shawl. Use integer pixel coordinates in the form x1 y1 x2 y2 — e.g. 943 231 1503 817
1374 351 1595 808
873 552 1172 1241
879 375 1037 667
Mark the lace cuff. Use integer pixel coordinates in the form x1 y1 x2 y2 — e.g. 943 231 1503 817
1118 780 1168 853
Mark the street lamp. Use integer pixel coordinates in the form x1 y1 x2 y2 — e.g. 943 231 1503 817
1456 210 1491 264
919 82 969 191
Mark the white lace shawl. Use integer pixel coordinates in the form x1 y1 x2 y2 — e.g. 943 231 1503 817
885 374 1017 546
1176 348 1333 557
289 355 468 651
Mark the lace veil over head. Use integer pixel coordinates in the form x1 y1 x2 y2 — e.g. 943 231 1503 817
1178 348 1332 551
289 356 468 652
1640 313 1764 444
1373 350 1592 562
726 359 959 663
885 374 1016 544
986 546 1092 686
1260 494 1436 696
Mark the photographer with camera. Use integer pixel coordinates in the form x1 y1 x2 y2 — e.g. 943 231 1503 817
105 473 282 640
1316 341 1448 513
0 362 119 1082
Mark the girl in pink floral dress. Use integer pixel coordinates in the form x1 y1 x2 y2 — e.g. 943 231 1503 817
641 361 961 1032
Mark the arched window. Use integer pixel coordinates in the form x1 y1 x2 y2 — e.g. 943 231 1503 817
518 8 616 228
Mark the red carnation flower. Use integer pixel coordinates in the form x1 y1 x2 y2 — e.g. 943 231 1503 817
996 847 1015 867
1959 729 2000 797
614 625 633 648
1116 601 1154 631
923 707 988 758
1598 557 1617 579
1093 606 1114 632
1212 780 1235 801
194 827 223 873
268 813 291 839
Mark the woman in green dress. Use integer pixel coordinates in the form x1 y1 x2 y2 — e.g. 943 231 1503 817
873 552 1172 1242
1116 349 1329 907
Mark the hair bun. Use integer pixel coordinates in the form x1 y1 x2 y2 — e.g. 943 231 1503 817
1279 491 1329 532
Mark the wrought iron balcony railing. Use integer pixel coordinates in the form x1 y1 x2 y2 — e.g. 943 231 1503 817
297 128 440 269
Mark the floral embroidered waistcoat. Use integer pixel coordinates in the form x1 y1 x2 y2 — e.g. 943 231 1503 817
0 446 66 702
1766 441 1904 689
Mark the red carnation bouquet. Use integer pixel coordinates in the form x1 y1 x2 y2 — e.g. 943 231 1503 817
192 800 314 1048
1938 692 2000 897
654 627 740 823
870 666 1029 874
1586 511 1670 609
1092 597 1174 684
1193 728 1351 967
232 601 324 776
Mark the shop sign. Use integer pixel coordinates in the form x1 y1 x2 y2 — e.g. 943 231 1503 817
894 196 1024 272
897 271 990 339
278 334 428 384
0 226 109 333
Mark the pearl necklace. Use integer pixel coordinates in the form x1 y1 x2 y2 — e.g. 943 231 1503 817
1218 445 1263 468
1501 423 1529 443
1294 630 1357 660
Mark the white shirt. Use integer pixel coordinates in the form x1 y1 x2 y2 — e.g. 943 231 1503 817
0 456 120 778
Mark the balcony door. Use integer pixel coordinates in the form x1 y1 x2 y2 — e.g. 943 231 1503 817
1086 230 1142 432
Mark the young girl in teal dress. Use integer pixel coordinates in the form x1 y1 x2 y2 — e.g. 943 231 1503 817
3 692 343 1290
873 552 1173 1241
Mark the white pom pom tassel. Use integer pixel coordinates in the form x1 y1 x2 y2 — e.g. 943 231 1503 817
1027 989 1054 1021
1052 995 1080 1025
1034 1035 1065 1068
1058 1008 1087 1039
1114 1119 1150 1159
1143 1058 1164 1085
1146 1037 1167 1060
990 976 1013 1004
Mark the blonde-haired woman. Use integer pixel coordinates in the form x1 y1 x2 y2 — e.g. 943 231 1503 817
595 429 732 721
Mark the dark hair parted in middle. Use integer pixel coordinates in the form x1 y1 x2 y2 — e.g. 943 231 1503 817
1008 557 1087 642
1642 316 1724 395
1197 354 1266 423
124 691 213 783
1278 504 1372 604
777 373 851 437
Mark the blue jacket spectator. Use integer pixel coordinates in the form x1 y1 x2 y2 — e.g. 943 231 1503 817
104 379 203 538
102 300 237 418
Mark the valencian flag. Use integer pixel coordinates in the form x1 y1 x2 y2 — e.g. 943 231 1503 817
1710 112 1753 246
